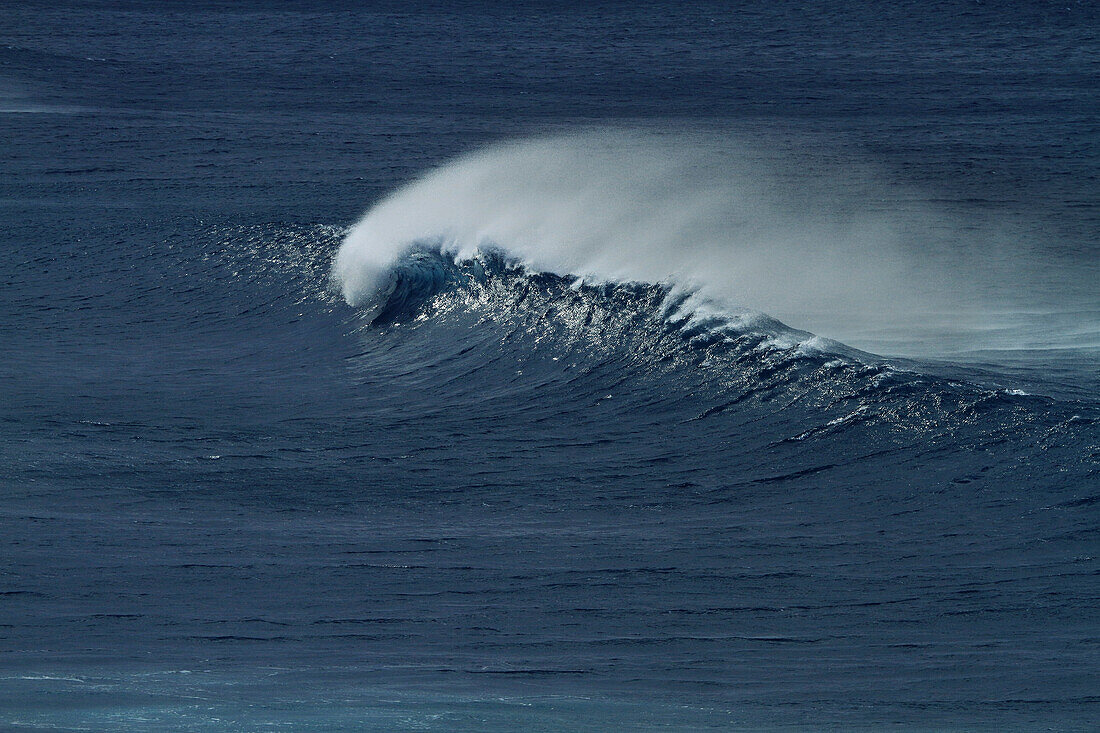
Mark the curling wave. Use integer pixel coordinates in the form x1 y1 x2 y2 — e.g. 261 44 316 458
349 244 845 356
331 130 1100 359
334 132 933 340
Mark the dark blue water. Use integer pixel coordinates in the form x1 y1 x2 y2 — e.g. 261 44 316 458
2 2 1098 730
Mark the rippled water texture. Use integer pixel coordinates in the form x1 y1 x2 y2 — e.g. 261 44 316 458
2 2 1098 730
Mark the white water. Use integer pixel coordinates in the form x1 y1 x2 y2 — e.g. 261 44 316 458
333 130 1096 356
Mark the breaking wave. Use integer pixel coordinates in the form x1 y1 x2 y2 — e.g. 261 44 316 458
332 130 1097 356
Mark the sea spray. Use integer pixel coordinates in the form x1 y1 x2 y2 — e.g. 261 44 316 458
333 130 1098 356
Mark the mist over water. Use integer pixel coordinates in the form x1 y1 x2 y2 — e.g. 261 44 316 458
334 130 1096 357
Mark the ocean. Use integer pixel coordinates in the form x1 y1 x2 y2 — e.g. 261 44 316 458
1 1 1097 730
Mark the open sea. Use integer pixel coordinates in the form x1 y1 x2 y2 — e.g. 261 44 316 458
1 1 1098 730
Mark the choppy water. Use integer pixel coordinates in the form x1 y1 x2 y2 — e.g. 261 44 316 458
2 2 1098 730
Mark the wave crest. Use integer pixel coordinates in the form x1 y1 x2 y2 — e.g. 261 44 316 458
332 130 1098 357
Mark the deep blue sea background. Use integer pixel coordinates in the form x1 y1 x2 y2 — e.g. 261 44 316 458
2 1 1098 730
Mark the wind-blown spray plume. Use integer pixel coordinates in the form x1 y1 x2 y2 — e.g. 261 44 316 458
333 131 1093 354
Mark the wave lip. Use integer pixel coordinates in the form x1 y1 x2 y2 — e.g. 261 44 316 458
348 245 870 375
347 243 472 324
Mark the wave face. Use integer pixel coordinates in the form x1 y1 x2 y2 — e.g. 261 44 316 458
333 132 1099 356
342 244 1097 438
